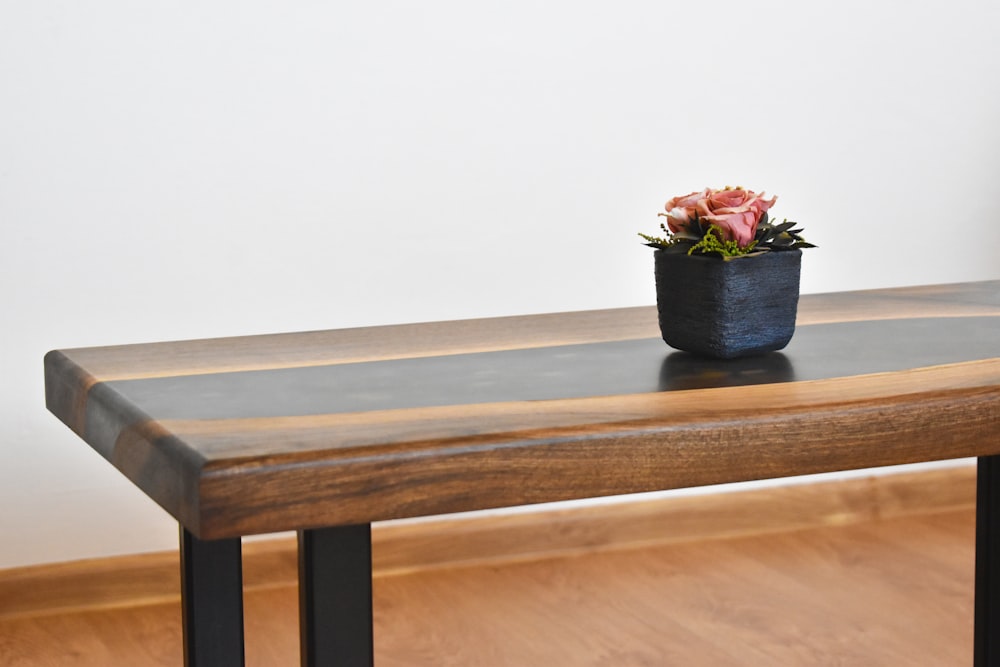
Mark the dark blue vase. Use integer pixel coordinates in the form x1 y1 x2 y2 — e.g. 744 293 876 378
653 249 802 359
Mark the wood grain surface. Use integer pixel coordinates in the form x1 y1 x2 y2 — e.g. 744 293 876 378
44 282 1000 538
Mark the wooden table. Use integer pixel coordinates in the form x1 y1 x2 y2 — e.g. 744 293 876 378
45 281 1000 666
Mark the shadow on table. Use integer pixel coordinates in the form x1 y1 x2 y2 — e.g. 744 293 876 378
658 352 796 391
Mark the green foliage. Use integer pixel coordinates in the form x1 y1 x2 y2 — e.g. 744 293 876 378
637 231 673 248
687 225 758 258
639 210 816 259
753 214 816 250
638 218 698 253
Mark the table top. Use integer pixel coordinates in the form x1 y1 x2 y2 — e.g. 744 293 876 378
45 281 1000 539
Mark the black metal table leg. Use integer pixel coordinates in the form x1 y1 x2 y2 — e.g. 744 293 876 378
299 524 374 667
977 455 1000 666
180 527 245 667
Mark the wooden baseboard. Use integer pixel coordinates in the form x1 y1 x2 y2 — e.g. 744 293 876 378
0 464 976 620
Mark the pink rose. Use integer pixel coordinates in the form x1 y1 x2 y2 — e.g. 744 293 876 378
663 186 776 247
663 188 710 236
696 187 777 247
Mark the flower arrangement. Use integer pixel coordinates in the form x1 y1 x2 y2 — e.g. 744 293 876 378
640 186 814 259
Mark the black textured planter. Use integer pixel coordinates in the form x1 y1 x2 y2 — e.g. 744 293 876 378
654 248 802 359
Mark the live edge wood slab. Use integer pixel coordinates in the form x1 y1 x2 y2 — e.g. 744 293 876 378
45 282 1000 541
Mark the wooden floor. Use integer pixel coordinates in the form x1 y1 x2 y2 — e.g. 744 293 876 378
0 507 974 666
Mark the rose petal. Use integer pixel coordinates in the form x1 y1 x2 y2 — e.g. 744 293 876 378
703 210 757 247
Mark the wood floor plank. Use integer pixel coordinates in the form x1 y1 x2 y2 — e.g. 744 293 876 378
0 508 975 666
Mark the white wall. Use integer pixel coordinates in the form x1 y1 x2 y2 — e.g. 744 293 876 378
1 1 999 569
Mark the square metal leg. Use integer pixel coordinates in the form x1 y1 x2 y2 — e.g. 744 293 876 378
180 527 245 667
977 455 1000 666
299 524 374 667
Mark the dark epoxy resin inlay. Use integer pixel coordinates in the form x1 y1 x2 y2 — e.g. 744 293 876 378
105 317 1000 421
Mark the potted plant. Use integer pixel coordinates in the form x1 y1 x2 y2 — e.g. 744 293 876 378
640 186 815 359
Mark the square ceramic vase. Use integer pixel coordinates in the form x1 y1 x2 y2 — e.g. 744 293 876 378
653 249 802 359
